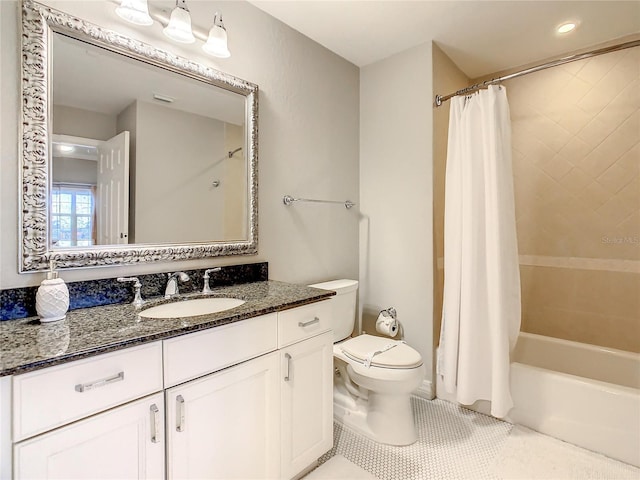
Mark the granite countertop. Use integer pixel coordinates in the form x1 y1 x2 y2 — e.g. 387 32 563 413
0 281 334 377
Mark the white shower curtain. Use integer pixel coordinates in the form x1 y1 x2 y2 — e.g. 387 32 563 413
437 85 521 419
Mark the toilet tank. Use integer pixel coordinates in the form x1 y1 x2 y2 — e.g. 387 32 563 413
308 279 358 343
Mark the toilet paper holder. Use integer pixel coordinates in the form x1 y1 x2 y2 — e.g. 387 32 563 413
380 307 397 319
376 307 399 337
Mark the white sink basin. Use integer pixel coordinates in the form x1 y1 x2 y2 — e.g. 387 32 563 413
140 298 245 319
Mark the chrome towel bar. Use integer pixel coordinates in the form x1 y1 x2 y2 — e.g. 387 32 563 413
283 195 355 209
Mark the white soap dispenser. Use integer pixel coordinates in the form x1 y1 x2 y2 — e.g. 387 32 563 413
36 260 70 323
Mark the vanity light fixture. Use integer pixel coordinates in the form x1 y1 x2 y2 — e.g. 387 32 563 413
114 0 232 58
115 0 153 26
163 0 196 44
202 13 231 58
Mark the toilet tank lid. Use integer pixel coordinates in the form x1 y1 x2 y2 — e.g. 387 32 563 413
308 279 358 294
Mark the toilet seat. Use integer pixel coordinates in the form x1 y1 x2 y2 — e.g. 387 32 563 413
339 334 423 369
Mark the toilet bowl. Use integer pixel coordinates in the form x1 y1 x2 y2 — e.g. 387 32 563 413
309 279 424 446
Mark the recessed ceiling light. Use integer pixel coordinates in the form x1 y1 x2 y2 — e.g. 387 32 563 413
557 22 577 34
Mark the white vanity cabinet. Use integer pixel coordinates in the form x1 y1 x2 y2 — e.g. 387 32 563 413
166 351 281 479
163 313 281 479
7 300 333 480
162 304 334 480
12 342 165 480
279 302 334 479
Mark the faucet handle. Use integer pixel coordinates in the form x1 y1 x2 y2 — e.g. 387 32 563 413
202 268 221 294
204 267 221 278
165 272 190 299
118 276 140 287
168 272 190 282
117 277 145 308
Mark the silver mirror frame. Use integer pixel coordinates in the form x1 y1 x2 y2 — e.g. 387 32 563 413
20 0 258 272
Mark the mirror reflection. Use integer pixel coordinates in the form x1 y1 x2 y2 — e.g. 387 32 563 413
51 33 248 249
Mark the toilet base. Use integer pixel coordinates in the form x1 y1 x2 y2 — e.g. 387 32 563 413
333 389 418 446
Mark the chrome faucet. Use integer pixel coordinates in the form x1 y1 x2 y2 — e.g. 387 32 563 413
202 267 221 294
165 272 190 299
117 277 145 308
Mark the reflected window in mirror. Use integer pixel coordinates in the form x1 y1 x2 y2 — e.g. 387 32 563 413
51 185 96 248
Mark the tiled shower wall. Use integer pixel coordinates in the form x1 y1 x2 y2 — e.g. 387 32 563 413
503 44 639 352
433 41 639 356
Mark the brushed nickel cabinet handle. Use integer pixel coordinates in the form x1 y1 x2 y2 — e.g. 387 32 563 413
298 317 320 328
284 353 292 382
74 371 124 393
176 395 185 432
150 404 160 443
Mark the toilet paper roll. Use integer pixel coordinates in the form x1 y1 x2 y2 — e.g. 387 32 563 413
375 312 398 337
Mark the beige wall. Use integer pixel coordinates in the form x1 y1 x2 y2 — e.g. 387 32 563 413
53 105 116 141
431 44 469 354
360 42 434 393
520 264 639 352
505 45 639 353
52 157 97 185
223 123 247 241
0 0 359 288
133 100 226 244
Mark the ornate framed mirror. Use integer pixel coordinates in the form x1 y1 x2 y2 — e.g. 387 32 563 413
20 0 258 272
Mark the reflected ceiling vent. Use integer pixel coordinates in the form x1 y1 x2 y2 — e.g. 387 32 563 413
153 93 175 103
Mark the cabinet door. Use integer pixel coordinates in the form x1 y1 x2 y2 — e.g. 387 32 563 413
281 331 333 479
167 351 280 480
14 393 164 480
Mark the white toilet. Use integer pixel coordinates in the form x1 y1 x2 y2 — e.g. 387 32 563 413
309 279 424 446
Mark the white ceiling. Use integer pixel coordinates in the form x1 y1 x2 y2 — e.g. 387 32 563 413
248 1 640 78
53 33 245 124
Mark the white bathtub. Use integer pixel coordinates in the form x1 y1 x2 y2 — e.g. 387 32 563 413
437 332 640 466
509 332 640 467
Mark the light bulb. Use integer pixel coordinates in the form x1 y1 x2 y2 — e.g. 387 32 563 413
163 1 195 44
58 145 75 153
115 0 153 26
203 13 231 58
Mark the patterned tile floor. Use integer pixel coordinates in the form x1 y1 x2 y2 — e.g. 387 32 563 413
318 397 640 480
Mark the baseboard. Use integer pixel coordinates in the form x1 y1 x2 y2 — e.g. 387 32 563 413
292 461 319 480
414 379 435 400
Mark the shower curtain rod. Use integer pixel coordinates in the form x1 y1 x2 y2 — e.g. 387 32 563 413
434 39 640 107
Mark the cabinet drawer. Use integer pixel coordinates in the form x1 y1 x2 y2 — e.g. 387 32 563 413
278 301 331 348
163 313 278 388
13 342 163 441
